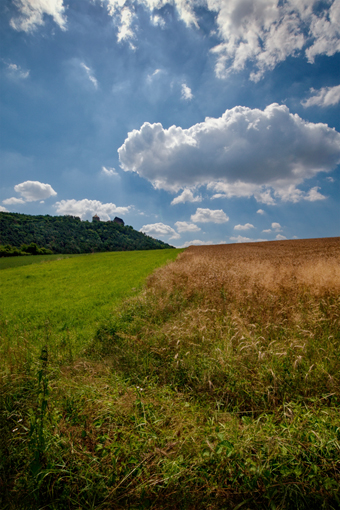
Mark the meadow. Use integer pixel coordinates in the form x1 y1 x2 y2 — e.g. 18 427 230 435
1 239 340 509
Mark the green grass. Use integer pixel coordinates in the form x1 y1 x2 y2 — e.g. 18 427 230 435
0 249 181 365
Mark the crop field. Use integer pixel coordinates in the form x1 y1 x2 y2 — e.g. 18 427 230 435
1 238 340 509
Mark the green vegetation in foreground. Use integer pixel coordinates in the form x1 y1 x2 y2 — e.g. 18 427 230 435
0 212 173 254
0 249 181 363
1 247 340 510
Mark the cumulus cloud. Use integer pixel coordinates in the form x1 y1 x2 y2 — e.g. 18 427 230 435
101 166 118 177
3 197 26 205
0 205 8 212
118 103 340 201
229 235 267 243
234 223 255 230
10 0 67 32
14 181 57 201
257 209 265 214
139 222 180 239
80 63 98 89
175 221 201 233
6 63 29 79
191 208 229 223
271 222 282 232
171 189 202 205
276 234 287 240
54 199 131 221
181 83 193 100
302 85 340 108
262 229 272 233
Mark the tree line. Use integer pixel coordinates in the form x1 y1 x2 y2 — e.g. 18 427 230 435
0 212 173 256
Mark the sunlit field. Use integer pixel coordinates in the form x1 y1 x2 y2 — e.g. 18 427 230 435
1 239 340 509
0 249 180 364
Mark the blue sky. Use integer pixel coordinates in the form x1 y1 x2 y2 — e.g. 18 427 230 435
1 0 340 247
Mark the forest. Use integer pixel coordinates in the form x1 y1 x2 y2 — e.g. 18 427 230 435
0 212 173 255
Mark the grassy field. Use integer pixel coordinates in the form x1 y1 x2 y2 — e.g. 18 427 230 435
1 239 340 509
0 249 180 365
0 253 82 271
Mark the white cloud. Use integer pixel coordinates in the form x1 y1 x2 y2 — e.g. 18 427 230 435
276 234 287 240
80 63 98 89
54 199 131 221
262 229 272 233
191 208 229 223
256 209 265 214
178 239 213 248
304 186 327 201
117 7 135 42
3 197 26 205
305 0 340 63
101 166 118 177
271 222 282 232
175 221 201 233
302 85 340 108
181 83 193 101
14 181 57 201
118 103 340 200
104 1 340 79
229 235 267 243
208 0 340 81
139 222 180 239
12 0 340 81
274 185 327 203
326 176 335 183
171 189 202 205
150 14 165 27
7 63 29 79
0 206 8 212
234 223 255 231
10 0 67 32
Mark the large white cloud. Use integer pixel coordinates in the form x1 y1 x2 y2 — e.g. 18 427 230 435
10 0 67 32
118 103 340 200
139 222 180 239
302 84 340 108
191 208 229 223
54 199 131 221
14 180 57 201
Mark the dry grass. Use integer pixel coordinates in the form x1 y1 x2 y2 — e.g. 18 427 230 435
148 237 340 297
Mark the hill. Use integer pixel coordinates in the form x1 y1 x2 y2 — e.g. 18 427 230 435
0 212 173 254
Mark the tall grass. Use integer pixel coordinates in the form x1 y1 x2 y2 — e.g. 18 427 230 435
1 239 340 509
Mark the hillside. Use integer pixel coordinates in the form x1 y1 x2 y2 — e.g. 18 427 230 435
0 212 173 254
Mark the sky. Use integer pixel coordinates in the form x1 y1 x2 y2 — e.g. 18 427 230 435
1 0 340 247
